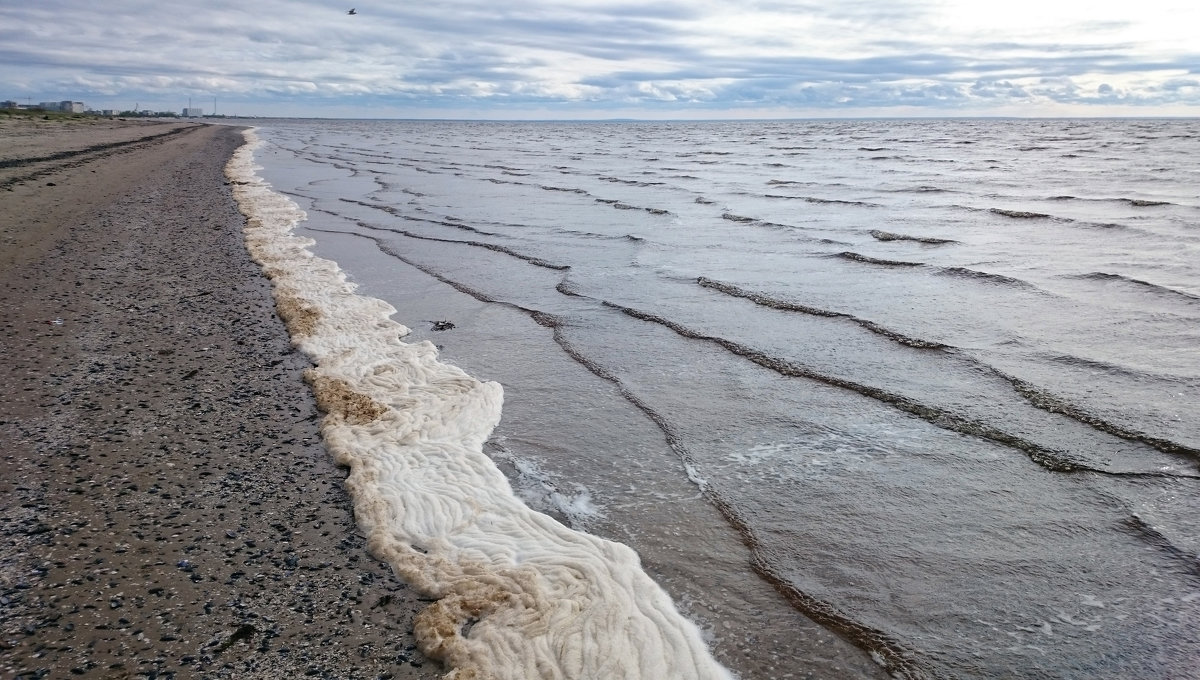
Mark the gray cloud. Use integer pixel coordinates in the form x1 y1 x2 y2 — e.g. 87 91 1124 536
1 0 1198 117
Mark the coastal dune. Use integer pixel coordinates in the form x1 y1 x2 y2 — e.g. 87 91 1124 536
0 119 438 678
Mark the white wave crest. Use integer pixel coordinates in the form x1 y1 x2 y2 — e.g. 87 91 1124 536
225 129 733 680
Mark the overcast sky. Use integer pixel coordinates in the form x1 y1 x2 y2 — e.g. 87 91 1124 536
2 0 1198 119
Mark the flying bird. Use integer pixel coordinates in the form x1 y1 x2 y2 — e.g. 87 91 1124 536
347 8 357 14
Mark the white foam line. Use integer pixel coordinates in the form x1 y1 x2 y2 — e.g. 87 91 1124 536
226 129 734 680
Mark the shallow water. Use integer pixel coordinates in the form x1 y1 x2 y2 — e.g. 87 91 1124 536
246 118 1200 679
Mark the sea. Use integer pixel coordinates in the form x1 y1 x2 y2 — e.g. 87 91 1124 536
228 118 1200 680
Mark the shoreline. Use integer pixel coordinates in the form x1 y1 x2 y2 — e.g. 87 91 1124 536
0 121 439 678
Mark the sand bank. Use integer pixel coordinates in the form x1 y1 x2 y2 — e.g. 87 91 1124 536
0 120 439 679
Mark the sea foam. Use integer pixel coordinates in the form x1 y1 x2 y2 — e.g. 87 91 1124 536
226 129 733 680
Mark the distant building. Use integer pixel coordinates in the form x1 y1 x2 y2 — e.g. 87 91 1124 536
182 107 203 117
1 100 18 109
29 100 85 113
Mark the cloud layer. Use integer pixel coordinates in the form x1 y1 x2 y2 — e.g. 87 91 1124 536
2 0 1198 117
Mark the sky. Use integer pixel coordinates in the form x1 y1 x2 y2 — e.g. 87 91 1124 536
2 0 1199 119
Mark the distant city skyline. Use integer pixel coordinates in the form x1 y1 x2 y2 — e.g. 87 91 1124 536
2 98 210 117
2 0 1198 119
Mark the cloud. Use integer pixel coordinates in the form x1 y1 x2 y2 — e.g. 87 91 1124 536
1 0 1198 117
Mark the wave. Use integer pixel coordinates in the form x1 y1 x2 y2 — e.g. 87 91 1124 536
935 266 1037 289
1072 272 1200 302
555 280 585 298
552 228 647 244
1073 220 1130 230
869 230 957 245
515 291 949 678
989 208 1051 219
600 176 667 187
878 185 950 194
595 198 671 215
699 276 1199 464
697 276 1197 473
606 296 1197 480
763 194 882 208
1120 515 1200 579
1044 352 1164 381
349 221 570 271
538 184 589 194
719 213 804 232
999 372 1200 462
227 130 733 680
696 277 948 350
600 299 1090 474
317 144 398 163
338 198 503 237
835 252 925 267
1045 195 1175 208
531 298 942 679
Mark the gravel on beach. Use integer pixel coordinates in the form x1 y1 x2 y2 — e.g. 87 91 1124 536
0 118 441 679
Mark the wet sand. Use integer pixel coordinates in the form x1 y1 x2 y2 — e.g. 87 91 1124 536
0 119 440 679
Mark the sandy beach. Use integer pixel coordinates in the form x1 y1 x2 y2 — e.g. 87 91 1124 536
0 118 439 679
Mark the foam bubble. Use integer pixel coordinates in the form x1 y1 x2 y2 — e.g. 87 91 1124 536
226 130 733 680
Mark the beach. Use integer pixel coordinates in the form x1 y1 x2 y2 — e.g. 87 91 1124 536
4 115 1199 679
0 119 438 679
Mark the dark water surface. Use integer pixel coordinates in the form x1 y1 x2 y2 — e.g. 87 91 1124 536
250 119 1200 679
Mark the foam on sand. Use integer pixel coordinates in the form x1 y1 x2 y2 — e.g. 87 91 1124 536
225 129 733 680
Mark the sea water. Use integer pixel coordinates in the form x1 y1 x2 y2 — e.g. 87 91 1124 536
230 119 1200 679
